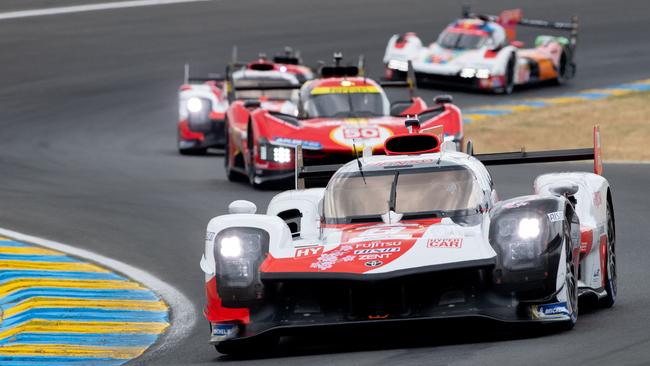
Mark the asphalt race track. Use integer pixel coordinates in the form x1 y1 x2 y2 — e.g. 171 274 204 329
1 0 650 364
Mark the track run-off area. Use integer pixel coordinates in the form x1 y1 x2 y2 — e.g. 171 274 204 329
1 0 650 365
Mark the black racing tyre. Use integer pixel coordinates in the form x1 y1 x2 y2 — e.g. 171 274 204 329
246 121 264 189
554 50 569 85
500 54 516 94
601 197 618 308
559 219 579 330
223 119 239 182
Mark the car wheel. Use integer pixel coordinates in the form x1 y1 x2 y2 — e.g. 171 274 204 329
223 119 238 182
555 50 570 85
601 198 617 308
560 220 579 330
500 54 515 94
246 121 264 189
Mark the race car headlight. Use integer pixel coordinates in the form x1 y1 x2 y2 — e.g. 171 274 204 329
460 68 476 78
518 218 540 239
214 228 268 288
492 215 549 271
388 59 409 72
476 68 490 79
272 146 292 163
186 97 204 113
260 144 292 164
219 236 242 258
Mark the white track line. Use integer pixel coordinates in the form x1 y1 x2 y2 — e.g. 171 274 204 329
0 227 197 359
0 0 212 20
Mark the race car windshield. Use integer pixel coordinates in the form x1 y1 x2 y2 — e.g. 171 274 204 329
234 78 298 100
303 91 389 118
437 30 488 49
323 166 484 223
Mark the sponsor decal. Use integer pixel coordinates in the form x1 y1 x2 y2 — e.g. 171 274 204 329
311 86 380 95
359 253 393 260
354 247 400 255
294 246 323 258
309 245 356 271
272 137 322 150
353 241 402 249
330 125 393 149
212 323 238 341
365 260 383 267
347 226 411 243
426 238 463 249
547 211 564 222
531 301 570 320
206 231 216 241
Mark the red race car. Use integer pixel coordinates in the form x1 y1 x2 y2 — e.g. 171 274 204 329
177 49 313 155
224 54 464 188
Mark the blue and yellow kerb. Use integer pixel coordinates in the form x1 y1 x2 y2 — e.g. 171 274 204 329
0 236 169 365
463 78 650 123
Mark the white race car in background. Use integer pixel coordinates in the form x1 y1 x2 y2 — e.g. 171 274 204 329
177 48 313 155
383 7 578 94
200 122 616 354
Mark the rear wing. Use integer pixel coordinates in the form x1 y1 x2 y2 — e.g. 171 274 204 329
183 64 225 84
294 126 603 189
474 126 602 174
461 6 578 49
224 62 302 103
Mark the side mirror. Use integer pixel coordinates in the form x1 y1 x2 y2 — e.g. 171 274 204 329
200 254 214 275
434 95 453 104
244 100 261 109
510 40 524 48
228 200 257 214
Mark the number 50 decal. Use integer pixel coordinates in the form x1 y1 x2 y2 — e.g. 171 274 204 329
343 127 380 139
331 125 393 148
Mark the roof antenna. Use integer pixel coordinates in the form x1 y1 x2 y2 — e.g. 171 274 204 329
334 52 343 67
352 140 366 185
183 63 189 84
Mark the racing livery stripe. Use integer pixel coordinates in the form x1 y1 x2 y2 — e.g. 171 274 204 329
0 236 169 365
463 78 650 122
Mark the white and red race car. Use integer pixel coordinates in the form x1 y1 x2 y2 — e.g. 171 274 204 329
177 49 314 155
200 124 616 354
383 7 578 94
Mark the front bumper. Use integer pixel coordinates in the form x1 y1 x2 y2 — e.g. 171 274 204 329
178 119 226 150
209 265 568 345
414 72 505 92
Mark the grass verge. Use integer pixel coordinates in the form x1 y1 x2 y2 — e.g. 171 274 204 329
464 91 650 161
